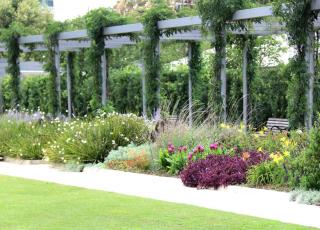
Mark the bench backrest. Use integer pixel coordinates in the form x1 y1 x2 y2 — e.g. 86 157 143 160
267 118 289 131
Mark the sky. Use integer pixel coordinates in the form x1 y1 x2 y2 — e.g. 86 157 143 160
53 0 118 21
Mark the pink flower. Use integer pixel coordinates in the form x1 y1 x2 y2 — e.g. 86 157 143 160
197 145 205 153
210 143 219 150
188 153 193 161
182 146 187 152
168 147 175 154
167 143 175 154
193 148 198 154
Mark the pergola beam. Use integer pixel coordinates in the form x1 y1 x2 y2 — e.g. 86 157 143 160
12 0 320 46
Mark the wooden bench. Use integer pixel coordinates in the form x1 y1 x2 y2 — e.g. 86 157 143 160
267 118 290 132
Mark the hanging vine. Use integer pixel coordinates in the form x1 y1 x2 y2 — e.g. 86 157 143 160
142 2 176 115
44 21 65 115
273 0 318 128
85 8 130 111
197 0 246 116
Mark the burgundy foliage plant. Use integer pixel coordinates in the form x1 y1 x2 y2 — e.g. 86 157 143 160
180 151 268 189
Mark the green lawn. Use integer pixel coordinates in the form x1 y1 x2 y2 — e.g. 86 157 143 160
0 176 315 230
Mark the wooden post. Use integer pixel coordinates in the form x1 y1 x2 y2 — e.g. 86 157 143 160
101 49 107 107
155 41 161 119
188 43 193 127
54 43 61 115
66 53 73 119
220 29 227 123
140 61 147 119
242 41 249 132
305 32 315 130
0 78 3 113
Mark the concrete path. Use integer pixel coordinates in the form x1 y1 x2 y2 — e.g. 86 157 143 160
0 162 319 229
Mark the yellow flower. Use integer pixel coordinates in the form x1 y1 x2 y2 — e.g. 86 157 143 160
263 127 268 132
280 137 287 143
259 130 264 135
270 153 276 159
274 155 284 164
283 140 290 147
283 151 290 157
220 123 230 129
258 147 263 152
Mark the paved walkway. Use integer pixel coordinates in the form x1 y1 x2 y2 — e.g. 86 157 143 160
0 162 319 229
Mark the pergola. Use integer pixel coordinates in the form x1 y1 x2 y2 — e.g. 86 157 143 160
0 1 320 130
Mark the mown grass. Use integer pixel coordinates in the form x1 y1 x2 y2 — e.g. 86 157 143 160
0 175 315 230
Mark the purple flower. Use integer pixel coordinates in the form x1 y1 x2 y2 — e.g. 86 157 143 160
210 143 219 150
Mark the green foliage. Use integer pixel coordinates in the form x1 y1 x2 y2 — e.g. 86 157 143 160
20 75 51 113
142 3 175 113
197 0 246 114
273 0 316 55
247 161 287 186
0 117 57 160
286 59 308 128
109 65 142 114
2 28 21 108
85 8 128 110
273 1 316 127
43 113 150 164
294 122 320 190
44 21 65 115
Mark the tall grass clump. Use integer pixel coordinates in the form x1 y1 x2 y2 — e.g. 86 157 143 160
0 114 57 160
43 113 150 164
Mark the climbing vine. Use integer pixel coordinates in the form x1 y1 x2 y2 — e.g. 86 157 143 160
197 0 246 116
142 2 177 115
1 26 21 109
273 0 317 128
85 8 129 110
189 41 202 83
44 21 65 115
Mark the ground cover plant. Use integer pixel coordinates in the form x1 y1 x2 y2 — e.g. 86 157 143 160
0 175 314 230
105 143 155 171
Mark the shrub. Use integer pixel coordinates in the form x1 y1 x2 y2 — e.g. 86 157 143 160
0 115 57 160
43 113 150 164
180 152 268 189
105 144 154 171
290 190 320 206
159 144 189 175
292 124 320 190
247 161 287 187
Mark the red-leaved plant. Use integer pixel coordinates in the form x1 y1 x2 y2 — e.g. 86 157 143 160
180 151 269 189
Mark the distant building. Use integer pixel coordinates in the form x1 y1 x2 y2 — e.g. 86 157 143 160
113 0 194 14
40 0 54 8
